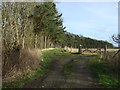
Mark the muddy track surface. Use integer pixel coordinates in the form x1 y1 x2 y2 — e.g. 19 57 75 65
23 55 98 88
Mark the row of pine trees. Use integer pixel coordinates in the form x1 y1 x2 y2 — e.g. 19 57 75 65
2 2 113 52
2 2 66 50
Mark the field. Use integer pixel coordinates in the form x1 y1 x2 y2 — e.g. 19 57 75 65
65 48 119 53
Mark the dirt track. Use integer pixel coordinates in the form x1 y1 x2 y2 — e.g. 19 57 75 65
23 55 98 88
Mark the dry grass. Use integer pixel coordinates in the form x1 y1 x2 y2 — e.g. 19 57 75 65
65 48 118 53
41 48 55 51
2 48 42 83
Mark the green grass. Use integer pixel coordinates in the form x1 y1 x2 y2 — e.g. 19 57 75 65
3 48 73 88
62 55 80 77
42 48 72 61
62 61 74 77
99 74 119 88
62 57 81 77
88 57 119 88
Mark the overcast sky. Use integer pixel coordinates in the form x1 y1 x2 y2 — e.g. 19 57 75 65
56 2 118 46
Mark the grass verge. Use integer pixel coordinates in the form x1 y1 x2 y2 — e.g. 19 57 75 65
3 48 73 88
88 57 119 88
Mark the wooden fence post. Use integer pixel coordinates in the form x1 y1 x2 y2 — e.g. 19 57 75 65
99 48 103 59
104 45 107 58
78 44 82 54
70 46 72 53
66 46 69 52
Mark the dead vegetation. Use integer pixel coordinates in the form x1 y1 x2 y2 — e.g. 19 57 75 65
2 48 42 83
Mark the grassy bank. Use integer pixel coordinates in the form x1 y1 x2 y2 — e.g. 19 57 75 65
88 57 119 88
3 48 73 88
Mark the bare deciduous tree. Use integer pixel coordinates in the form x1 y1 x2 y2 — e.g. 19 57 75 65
112 34 120 58
112 34 120 47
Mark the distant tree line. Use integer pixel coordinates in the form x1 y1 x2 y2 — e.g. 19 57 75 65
1 2 113 52
62 32 113 48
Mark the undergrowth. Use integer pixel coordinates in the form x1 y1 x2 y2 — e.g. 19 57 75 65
88 57 119 88
3 48 72 88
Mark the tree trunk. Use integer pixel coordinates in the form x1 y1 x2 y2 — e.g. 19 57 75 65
15 20 19 46
34 34 38 48
22 36 25 49
41 35 43 49
22 30 25 49
44 36 47 49
2 17 6 47
47 37 51 48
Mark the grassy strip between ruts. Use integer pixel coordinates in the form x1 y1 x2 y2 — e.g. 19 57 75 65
62 60 74 77
88 57 120 88
62 56 82 77
62 52 97 77
2 48 73 88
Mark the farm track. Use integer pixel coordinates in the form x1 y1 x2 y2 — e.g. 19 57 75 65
23 55 98 88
